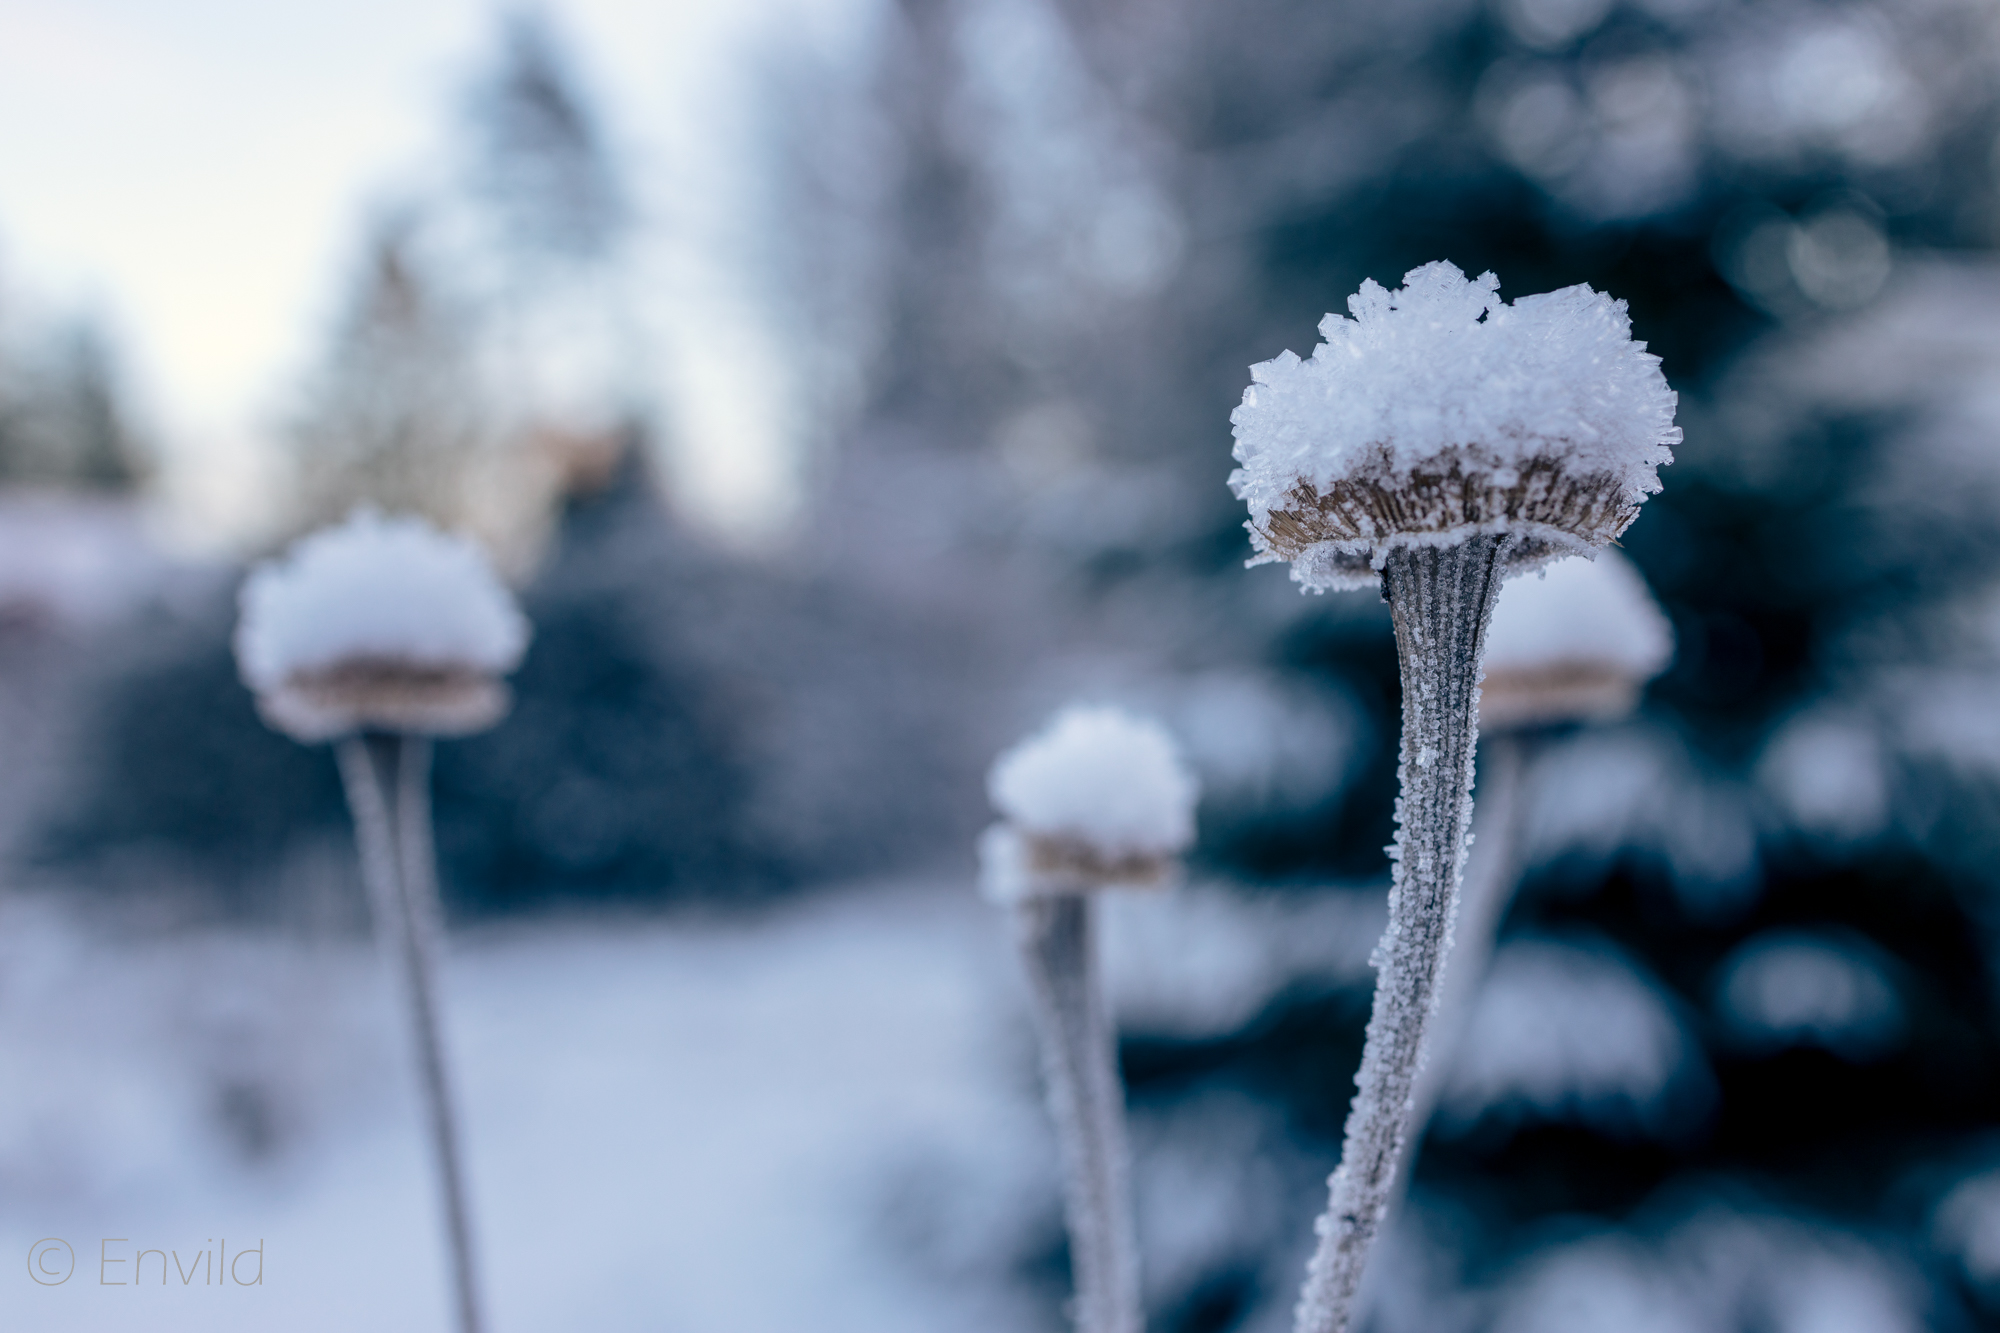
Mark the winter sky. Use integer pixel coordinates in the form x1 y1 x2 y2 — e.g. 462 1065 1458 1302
0 0 863 546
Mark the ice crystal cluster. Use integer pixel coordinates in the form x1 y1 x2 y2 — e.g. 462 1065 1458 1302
1481 550 1674 728
980 705 1199 902
235 509 530 741
1227 261 1679 591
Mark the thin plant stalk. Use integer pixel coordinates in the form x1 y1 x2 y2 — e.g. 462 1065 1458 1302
336 733 485 1333
1294 534 1511 1333
1404 732 1526 1146
1016 893 1143 1333
1385 731 1527 1219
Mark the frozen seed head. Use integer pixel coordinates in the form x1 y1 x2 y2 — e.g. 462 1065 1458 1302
235 509 530 742
1481 549 1674 729
980 705 1199 903
1228 261 1678 591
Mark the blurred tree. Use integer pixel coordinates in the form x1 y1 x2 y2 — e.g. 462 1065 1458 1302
285 212 488 536
462 7 628 274
0 317 147 491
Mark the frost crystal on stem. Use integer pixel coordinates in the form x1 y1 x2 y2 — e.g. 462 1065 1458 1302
980 706 1199 1333
1293 534 1508 1330
1228 263 1676 1333
1016 894 1142 1333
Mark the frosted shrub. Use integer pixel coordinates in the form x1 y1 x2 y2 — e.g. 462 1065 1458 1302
980 705 1199 1333
237 509 528 1333
1229 262 1678 1333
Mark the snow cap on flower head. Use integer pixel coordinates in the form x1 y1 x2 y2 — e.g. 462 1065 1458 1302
979 704 1200 904
1228 260 1679 592
1480 549 1674 729
235 509 531 742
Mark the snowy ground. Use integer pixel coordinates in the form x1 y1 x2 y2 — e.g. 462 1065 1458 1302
0 879 1064 1332
0 872 1385 1332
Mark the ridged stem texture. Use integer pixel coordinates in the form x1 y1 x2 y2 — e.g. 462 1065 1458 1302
1405 731 1527 1147
1016 894 1143 1333
1293 534 1510 1333
336 733 485 1333
1379 730 1528 1233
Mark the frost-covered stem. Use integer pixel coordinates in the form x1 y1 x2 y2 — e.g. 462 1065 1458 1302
1016 894 1143 1333
1388 731 1526 1217
335 734 485 1333
1293 534 1509 1333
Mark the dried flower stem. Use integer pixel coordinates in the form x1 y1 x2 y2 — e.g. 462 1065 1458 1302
336 733 485 1333
1016 894 1143 1333
1405 731 1526 1146
1293 534 1510 1333
1374 730 1529 1233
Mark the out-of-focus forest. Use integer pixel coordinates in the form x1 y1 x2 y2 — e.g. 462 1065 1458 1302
8 0 2000 1329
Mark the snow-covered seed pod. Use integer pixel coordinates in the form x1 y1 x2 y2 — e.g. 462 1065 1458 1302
235 509 528 1333
980 705 1199 1333
235 509 530 743
1229 262 1677 1333
1479 549 1674 731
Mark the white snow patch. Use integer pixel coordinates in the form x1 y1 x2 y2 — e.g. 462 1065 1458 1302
986 704 1199 859
1936 1168 2000 1293
1714 929 1904 1059
1099 882 1384 1037
1757 709 1892 843
1525 725 1760 914
1493 1235 1704 1333
234 509 528 691
0 882 1055 1333
1440 936 1705 1138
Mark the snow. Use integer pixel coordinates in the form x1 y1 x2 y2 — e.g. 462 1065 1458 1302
1098 882 1383 1038
1523 725 1760 914
1481 549 1672 727
1228 261 1678 590
1713 929 1904 1059
1757 709 1892 843
1492 1235 1703 1333
0 883 1056 1333
234 509 529 693
1936 1168 2000 1294
0 493 180 628
1439 936 1707 1138
1492 1214 1920 1333
984 705 1199 862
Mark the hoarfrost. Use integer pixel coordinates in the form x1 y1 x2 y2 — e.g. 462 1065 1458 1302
986 704 1198 860
234 509 529 692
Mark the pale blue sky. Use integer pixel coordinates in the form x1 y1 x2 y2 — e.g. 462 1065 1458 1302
0 0 864 544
